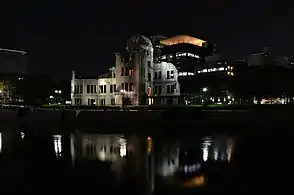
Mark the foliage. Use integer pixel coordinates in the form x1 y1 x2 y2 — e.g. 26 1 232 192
0 80 8 92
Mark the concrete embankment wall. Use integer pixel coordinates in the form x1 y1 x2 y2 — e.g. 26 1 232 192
76 111 164 132
1 108 294 133
0 109 76 128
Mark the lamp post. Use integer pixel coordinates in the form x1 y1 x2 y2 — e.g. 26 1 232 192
120 89 126 109
54 90 62 104
202 87 208 106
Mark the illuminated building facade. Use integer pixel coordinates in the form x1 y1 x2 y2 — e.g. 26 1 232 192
154 35 217 96
158 35 215 75
71 69 117 106
196 54 235 76
71 35 219 106
115 35 180 106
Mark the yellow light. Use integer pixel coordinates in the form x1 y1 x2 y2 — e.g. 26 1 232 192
147 137 152 154
160 35 206 47
182 175 205 188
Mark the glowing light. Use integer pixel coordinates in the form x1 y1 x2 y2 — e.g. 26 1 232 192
119 138 127 157
160 35 206 47
202 137 212 161
202 87 208 92
203 147 208 161
147 137 152 154
182 175 205 187
53 135 62 156
120 145 126 157
20 132 25 139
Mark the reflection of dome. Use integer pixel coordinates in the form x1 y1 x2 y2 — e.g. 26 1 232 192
126 35 152 51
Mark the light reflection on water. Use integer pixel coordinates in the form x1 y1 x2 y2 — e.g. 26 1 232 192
202 136 234 162
0 128 237 193
156 136 235 179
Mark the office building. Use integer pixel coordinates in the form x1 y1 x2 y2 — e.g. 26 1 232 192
196 54 234 76
248 47 290 68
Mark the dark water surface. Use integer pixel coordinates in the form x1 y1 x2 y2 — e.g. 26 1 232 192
0 124 292 194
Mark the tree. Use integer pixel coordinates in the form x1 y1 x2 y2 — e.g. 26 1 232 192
0 80 10 101
0 80 8 92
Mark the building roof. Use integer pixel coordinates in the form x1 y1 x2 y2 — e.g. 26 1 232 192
0 48 26 55
160 35 206 47
126 35 152 51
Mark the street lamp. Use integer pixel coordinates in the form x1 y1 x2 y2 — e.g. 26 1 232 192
202 87 208 106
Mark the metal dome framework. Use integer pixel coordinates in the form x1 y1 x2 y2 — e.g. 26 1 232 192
126 35 153 51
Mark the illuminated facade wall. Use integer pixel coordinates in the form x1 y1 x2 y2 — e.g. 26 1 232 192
195 54 235 76
115 35 154 106
115 35 181 106
71 72 116 106
153 62 180 104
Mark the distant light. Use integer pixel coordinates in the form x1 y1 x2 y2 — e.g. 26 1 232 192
65 100 71 104
202 87 208 92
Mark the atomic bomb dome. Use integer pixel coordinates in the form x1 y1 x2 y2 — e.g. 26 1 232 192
126 35 153 52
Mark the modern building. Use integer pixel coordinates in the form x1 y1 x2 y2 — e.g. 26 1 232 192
196 54 234 77
158 35 216 76
248 47 290 68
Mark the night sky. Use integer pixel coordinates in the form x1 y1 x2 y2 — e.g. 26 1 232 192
0 1 293 79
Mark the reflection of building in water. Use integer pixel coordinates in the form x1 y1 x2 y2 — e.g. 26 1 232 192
70 132 145 180
53 135 62 157
156 141 180 177
20 132 25 140
201 136 234 162
71 133 132 163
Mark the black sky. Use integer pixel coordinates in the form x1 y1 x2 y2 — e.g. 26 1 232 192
0 0 293 79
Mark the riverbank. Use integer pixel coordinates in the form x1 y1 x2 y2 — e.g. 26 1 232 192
0 106 293 135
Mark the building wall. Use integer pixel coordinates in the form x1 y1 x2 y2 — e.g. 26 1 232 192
71 35 182 106
98 78 116 106
115 35 155 106
71 74 116 106
153 62 180 104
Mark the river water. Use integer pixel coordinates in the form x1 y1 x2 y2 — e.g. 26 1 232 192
0 124 291 194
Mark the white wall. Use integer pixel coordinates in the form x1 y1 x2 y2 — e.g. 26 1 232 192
71 77 117 106
153 62 180 104
115 35 154 106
